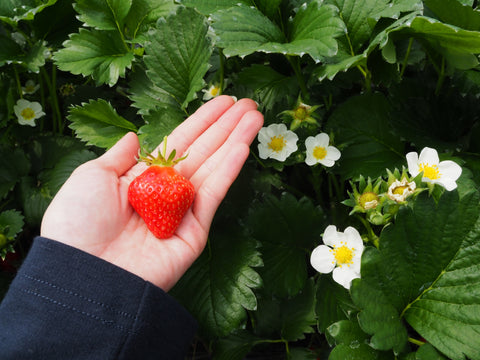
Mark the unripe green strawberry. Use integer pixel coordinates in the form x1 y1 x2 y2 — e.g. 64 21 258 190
128 137 195 239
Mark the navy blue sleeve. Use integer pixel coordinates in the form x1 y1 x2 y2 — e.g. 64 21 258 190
0 237 197 360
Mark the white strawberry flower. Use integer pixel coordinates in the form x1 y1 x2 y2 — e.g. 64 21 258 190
257 123 298 162
310 225 364 289
304 133 341 167
22 80 40 95
406 147 462 191
14 99 45 127
202 83 221 100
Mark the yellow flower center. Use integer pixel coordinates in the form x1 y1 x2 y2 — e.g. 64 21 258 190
210 86 220 97
268 135 286 152
419 163 440 180
313 146 327 160
294 106 308 121
359 192 379 210
392 185 408 195
331 242 354 267
21 107 35 120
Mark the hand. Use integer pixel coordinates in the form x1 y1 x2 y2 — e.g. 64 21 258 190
40 96 264 290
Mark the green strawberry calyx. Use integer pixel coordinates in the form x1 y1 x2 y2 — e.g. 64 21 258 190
139 136 187 167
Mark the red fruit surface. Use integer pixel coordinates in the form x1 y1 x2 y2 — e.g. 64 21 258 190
128 166 195 239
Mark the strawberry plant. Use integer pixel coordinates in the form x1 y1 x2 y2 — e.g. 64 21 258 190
2 0 480 358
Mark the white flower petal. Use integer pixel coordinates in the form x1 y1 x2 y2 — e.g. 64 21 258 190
434 177 457 191
322 225 338 247
332 266 360 289
310 245 336 274
344 226 364 251
326 146 341 161
314 133 330 147
418 147 439 165
305 136 316 150
438 160 462 182
406 151 419 176
318 158 335 167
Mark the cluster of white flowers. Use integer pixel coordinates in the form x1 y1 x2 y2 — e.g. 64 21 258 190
309 147 462 290
257 123 341 167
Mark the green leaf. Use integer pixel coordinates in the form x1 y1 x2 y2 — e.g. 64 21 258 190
213 330 259 360
246 193 325 297
403 216 480 359
236 64 297 112
351 189 480 357
211 1 345 61
18 176 52 227
315 275 357 333
328 319 393 359
144 6 212 108
329 342 392 360
351 277 409 353
67 99 137 149
128 64 179 115
415 343 448 360
42 149 97 194
254 279 317 341
326 0 389 52
138 106 185 152
0 37 47 73
124 0 176 42
171 225 262 338
73 0 132 31
326 92 404 180
0 0 58 25
0 210 24 239
385 16 480 69
0 146 30 199
425 0 480 31
179 0 253 15
54 28 134 86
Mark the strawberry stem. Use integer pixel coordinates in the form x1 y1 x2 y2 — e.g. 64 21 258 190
139 136 187 167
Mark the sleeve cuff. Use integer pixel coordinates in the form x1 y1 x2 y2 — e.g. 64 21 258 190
0 236 197 359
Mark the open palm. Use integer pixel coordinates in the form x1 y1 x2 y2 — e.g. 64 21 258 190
41 96 263 290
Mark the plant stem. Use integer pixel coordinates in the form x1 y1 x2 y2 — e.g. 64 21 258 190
287 55 309 101
40 65 62 133
219 48 225 95
408 337 426 346
435 56 445 96
399 38 414 79
13 66 22 99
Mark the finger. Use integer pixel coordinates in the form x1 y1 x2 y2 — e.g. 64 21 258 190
96 132 140 177
176 99 259 178
191 143 251 229
188 109 264 187
159 95 237 157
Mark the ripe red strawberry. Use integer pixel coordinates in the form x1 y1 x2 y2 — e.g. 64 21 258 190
128 137 195 239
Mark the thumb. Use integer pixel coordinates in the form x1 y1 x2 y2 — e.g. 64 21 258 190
97 132 140 176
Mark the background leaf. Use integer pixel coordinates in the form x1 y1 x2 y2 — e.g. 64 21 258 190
351 188 480 357
254 279 317 341
144 6 212 108
73 0 132 31
326 92 404 180
0 0 58 24
246 193 326 297
54 28 134 86
171 224 262 338
124 0 176 42
67 99 137 149
211 1 345 61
